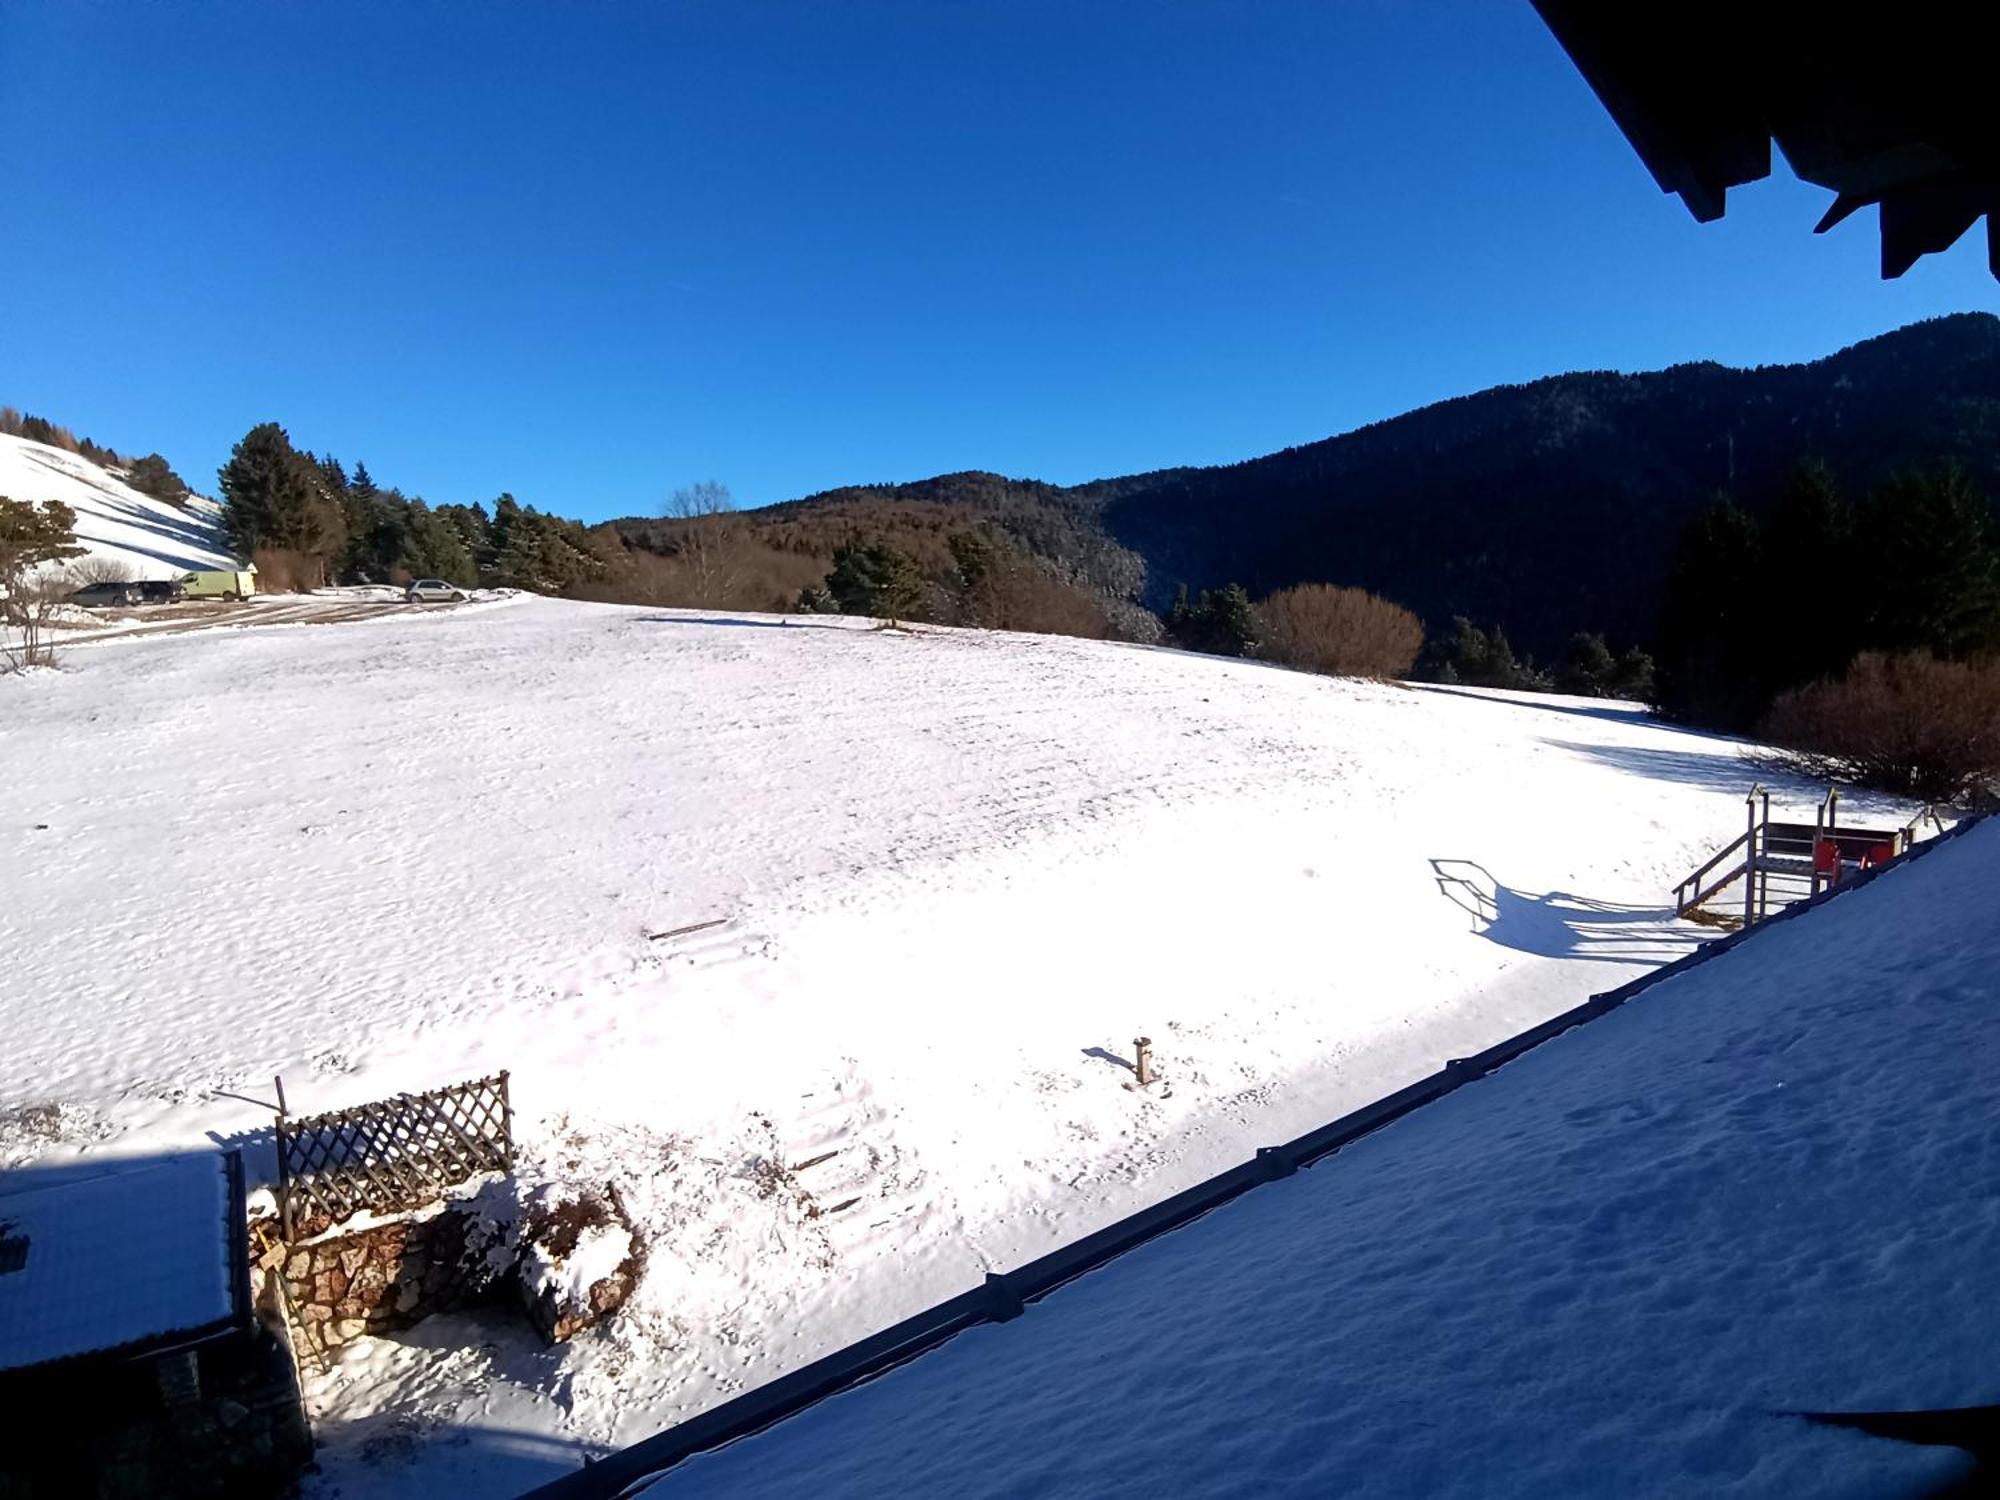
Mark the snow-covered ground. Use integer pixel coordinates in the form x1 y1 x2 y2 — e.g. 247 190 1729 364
0 595 1915 1495
0 431 236 580
648 818 1999 1500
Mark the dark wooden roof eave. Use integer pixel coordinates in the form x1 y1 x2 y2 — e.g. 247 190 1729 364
1530 1 2000 280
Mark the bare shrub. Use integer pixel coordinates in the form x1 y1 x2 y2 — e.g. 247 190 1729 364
66 555 135 586
983 567 1108 638
1759 651 2000 805
1256 584 1424 680
250 547 321 592
1 572 75 670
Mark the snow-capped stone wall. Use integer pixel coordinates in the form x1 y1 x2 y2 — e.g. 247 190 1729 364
257 1191 520 1352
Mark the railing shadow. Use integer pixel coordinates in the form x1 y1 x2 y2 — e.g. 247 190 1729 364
1430 858 1705 965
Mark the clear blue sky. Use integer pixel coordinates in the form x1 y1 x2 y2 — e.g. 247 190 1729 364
3 2 1993 522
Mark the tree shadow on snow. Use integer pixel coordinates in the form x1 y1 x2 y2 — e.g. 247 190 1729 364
634 614 851 632
1429 859 1705 965
1540 737 1774 797
1406 682 1657 729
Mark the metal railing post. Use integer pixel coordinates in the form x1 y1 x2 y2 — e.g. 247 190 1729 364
1744 785 1762 927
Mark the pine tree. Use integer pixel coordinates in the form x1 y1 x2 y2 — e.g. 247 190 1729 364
1761 460 1858 690
1854 467 2000 660
947 530 1000 625
216 423 348 582
1651 497 1766 726
825 538 925 622
0 498 85 581
1556 631 1618 695
1197 583 1260 657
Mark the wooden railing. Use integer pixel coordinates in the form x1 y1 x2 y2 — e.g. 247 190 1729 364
274 1072 514 1240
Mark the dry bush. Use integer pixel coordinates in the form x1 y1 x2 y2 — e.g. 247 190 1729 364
589 519 1116 641
66 555 135 586
1759 651 2000 805
1 573 75 670
582 531 827 614
249 547 322 592
978 566 1109 638
1256 583 1424 680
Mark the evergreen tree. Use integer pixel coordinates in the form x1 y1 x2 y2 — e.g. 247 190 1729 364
1165 582 1258 657
1853 467 2000 659
1760 460 1859 690
0 498 85 582
947 530 1000 624
217 422 348 577
489 493 606 593
123 453 189 507
825 538 925 622
1555 631 1619 696
1651 497 1767 727
1609 645 1656 701
350 462 378 500
403 500 477 583
1199 584 1260 657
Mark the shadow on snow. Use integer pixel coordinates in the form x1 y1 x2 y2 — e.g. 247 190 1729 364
1429 858 1706 965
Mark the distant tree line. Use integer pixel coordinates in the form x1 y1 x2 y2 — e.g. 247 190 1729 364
1653 462 2000 728
216 422 605 593
1651 460 2000 801
1 405 191 506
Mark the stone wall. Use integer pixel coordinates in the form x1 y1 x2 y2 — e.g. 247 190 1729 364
257 1203 511 1354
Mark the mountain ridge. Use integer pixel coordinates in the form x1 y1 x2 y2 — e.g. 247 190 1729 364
613 313 2000 657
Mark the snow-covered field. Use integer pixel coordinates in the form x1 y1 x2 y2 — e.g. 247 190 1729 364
0 594 1913 1495
0 431 236 580
651 818 2000 1500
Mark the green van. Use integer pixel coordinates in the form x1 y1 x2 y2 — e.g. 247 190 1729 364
178 568 259 600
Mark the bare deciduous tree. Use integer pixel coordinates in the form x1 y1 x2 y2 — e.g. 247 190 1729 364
661 481 737 606
66 555 136 586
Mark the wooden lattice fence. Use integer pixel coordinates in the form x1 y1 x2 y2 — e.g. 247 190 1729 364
275 1072 514 1239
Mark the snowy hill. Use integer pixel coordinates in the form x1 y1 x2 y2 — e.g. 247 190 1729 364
0 598 1919 1495
0 431 237 579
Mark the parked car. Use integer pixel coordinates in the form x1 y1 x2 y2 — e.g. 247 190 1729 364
405 579 470 603
69 581 144 608
138 579 185 604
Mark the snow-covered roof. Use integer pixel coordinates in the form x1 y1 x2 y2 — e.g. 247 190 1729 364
0 1152 244 1373
632 819 1999 1499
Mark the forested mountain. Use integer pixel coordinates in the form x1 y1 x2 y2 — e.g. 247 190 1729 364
614 313 2000 659
1092 313 2000 658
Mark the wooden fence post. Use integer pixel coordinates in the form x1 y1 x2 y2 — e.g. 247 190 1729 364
274 1074 293 1242
1134 1037 1153 1088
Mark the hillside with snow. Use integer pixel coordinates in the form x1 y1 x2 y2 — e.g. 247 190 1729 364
0 597 1919 1495
0 431 237 579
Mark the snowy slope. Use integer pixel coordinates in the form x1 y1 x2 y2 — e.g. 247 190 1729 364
0 598 1918 1495
649 820 1999 1500
0 431 236 579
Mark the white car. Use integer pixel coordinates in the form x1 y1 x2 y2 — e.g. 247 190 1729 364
405 579 469 604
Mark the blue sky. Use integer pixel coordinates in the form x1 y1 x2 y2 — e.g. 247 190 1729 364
2 2 1993 522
